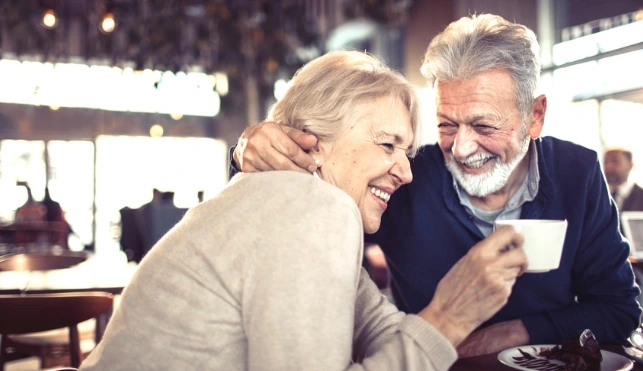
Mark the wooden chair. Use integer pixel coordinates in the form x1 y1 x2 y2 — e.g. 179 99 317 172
0 292 113 370
0 251 96 370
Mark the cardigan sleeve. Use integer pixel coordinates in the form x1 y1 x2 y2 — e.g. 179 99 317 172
351 268 404 361
242 182 457 371
351 269 457 371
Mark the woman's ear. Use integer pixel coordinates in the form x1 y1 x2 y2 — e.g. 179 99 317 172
312 140 335 169
310 143 323 167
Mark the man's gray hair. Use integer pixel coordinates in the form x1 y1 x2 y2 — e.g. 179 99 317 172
267 50 423 156
421 14 541 120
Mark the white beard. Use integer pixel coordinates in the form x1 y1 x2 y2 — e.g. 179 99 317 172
446 135 531 198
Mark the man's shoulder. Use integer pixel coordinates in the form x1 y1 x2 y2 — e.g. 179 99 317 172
414 142 442 158
539 137 598 169
540 136 597 156
410 143 445 171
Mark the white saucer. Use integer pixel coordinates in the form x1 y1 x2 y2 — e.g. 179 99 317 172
498 344 633 371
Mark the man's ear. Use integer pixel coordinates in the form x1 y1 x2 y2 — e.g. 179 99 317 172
528 95 547 139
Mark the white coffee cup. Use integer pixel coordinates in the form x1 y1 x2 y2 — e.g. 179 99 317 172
494 219 568 273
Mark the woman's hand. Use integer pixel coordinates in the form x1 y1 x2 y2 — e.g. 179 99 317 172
419 225 527 347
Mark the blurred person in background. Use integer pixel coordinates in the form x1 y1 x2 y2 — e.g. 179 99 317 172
15 182 46 223
119 189 182 263
604 147 643 212
230 14 641 356
42 187 72 248
604 147 643 308
81 51 528 371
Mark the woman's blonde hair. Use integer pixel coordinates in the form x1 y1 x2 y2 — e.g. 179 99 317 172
267 50 422 156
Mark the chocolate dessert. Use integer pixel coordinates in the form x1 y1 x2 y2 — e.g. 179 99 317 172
538 329 603 371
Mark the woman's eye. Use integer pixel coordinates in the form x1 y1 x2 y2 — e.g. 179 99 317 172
380 143 395 152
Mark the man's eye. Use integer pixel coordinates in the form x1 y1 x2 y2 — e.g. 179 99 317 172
438 123 457 133
474 124 495 133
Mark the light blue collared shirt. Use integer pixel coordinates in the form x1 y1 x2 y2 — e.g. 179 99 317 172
454 141 540 237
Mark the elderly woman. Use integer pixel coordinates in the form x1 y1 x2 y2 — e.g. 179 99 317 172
81 51 526 371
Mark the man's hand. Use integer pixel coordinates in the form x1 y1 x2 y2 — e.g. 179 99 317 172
419 226 527 347
456 319 529 357
233 122 318 174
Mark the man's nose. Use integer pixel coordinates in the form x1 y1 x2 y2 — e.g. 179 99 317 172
452 127 479 160
391 153 413 185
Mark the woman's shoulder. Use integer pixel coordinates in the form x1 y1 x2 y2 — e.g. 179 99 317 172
231 171 358 212
224 171 363 247
185 171 362 232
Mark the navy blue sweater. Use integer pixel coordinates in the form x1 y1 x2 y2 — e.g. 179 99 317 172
367 137 641 344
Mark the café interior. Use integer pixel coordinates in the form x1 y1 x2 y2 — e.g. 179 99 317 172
1 0 643 370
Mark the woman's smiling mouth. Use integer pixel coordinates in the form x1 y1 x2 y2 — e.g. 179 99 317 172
369 186 391 202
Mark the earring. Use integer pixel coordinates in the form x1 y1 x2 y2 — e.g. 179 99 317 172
311 158 322 179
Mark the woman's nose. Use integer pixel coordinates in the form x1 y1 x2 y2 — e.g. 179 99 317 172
391 153 413 185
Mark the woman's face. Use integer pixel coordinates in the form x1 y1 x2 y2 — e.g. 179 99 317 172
317 96 414 233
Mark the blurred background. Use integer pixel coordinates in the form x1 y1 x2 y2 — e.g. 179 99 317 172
0 0 642 255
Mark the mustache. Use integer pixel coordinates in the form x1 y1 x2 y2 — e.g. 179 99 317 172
451 152 497 164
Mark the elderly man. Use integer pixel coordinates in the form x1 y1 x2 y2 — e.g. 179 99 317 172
230 14 641 356
604 147 643 212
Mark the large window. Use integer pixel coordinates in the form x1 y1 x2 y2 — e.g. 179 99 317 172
1 137 228 253
47 140 95 249
0 139 94 251
95 136 228 252
0 140 47 222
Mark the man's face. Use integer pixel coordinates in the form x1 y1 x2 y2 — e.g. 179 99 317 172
604 151 633 187
436 69 537 198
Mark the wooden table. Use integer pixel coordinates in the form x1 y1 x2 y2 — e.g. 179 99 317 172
451 344 642 370
0 286 125 295
0 253 136 343
0 251 136 295
0 221 69 249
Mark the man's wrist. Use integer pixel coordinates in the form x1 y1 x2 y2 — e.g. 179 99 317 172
232 146 241 170
506 319 530 345
228 145 241 179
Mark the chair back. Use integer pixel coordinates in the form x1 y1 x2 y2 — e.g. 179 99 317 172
0 292 113 334
0 251 88 271
0 292 113 368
